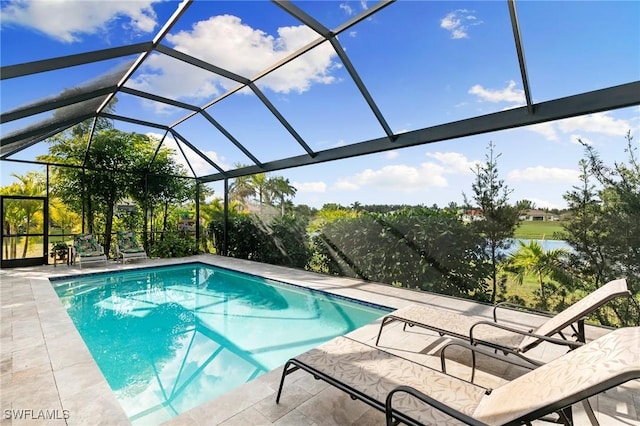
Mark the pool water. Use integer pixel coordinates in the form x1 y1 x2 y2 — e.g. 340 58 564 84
52 263 390 424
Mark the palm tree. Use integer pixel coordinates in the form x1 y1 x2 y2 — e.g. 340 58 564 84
507 240 572 310
4 172 47 258
1 182 22 259
49 197 81 241
268 176 297 216
251 173 270 206
229 173 255 208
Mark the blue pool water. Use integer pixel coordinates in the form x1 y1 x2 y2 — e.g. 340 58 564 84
52 263 390 424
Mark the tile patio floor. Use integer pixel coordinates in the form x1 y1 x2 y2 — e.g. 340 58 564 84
1 254 638 425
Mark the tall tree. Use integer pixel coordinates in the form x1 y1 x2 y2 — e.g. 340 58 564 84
268 176 297 216
49 197 81 240
39 128 188 256
251 173 270 205
229 171 255 207
127 142 191 247
464 141 520 303
563 133 640 325
562 159 607 284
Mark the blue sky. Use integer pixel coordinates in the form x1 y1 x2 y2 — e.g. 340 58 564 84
1 0 639 209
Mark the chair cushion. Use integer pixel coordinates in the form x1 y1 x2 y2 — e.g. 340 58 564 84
295 336 486 425
474 327 640 425
387 304 526 349
74 234 102 256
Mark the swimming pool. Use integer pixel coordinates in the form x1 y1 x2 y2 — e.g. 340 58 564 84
52 262 390 424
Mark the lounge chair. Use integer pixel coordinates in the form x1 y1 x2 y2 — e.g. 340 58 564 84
376 278 631 363
73 233 108 267
276 327 640 426
116 230 148 263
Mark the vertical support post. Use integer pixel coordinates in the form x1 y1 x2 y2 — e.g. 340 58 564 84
43 195 49 264
45 165 50 260
81 168 86 234
223 178 229 257
195 181 201 253
143 173 149 251
1 197 5 264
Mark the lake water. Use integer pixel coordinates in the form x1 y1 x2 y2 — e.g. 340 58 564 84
502 239 573 255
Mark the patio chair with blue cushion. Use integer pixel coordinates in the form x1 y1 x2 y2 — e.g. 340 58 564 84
116 230 148 263
73 233 108 268
375 278 631 365
276 326 640 426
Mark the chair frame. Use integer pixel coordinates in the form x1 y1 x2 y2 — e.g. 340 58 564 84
276 340 509 426
276 340 489 426
375 279 631 361
277 328 640 426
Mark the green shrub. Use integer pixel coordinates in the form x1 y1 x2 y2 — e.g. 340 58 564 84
150 231 198 258
208 212 311 269
311 208 491 301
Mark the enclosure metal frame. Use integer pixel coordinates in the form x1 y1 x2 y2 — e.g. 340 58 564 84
1 0 639 258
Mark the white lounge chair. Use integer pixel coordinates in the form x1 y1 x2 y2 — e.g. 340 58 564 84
376 278 631 363
276 326 640 426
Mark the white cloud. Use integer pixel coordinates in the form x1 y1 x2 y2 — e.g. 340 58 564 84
334 164 442 192
440 9 482 39
129 15 338 102
527 122 559 141
426 152 478 174
526 112 632 142
334 179 361 191
0 0 158 43
527 197 563 210
569 134 593 146
508 166 579 184
384 151 399 160
468 80 525 104
333 151 477 193
186 149 228 177
556 112 631 136
339 1 368 16
339 3 354 16
293 181 327 193
148 132 228 177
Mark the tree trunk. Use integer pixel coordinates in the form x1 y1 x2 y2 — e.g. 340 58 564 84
4 221 10 259
162 200 168 241
103 197 115 259
143 206 149 252
150 207 154 245
21 218 30 258
86 196 94 234
490 243 497 304
538 271 547 310
10 223 16 259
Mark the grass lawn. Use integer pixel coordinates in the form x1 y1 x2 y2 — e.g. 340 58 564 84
514 221 566 239
497 274 588 313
